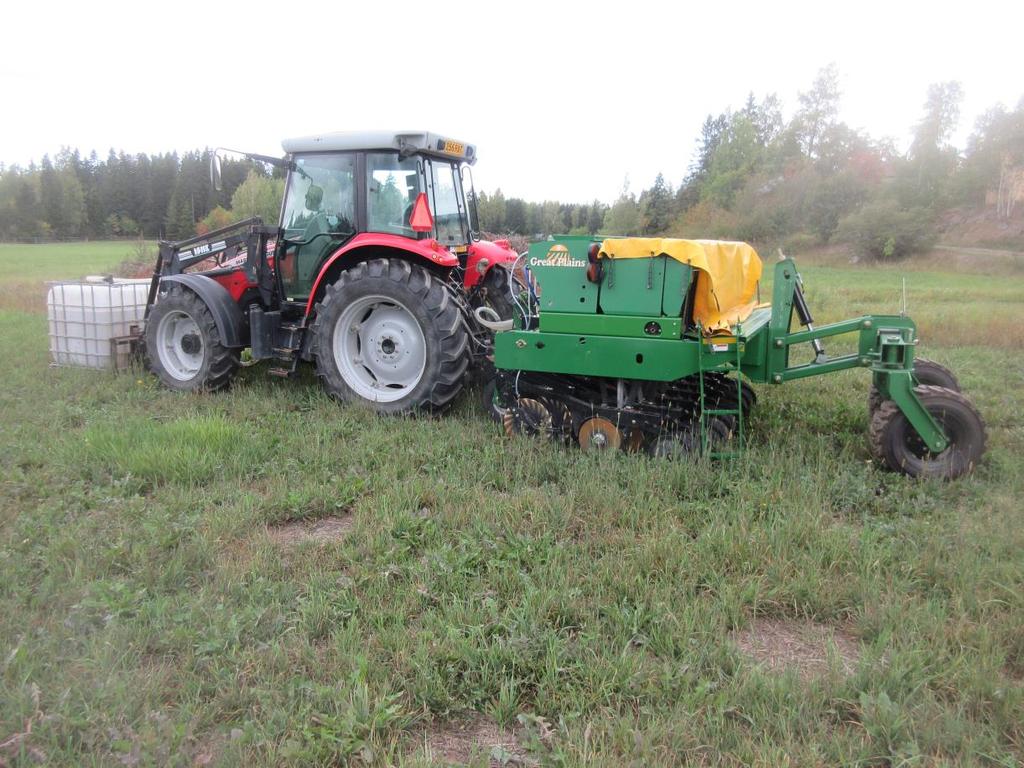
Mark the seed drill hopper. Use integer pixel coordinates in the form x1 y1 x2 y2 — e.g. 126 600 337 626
489 236 986 480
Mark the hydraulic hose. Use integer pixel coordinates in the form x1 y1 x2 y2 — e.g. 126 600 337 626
474 305 514 332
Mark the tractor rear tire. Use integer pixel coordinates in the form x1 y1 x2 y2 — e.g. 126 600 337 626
145 284 240 392
869 357 960 415
312 259 469 414
868 384 986 480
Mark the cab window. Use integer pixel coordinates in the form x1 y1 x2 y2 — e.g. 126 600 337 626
366 153 422 234
282 154 356 236
279 153 356 299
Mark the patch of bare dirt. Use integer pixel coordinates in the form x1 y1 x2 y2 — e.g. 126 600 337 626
731 617 861 682
267 515 354 546
410 715 534 766
191 728 244 767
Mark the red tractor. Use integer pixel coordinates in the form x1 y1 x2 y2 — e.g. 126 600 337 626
143 131 519 412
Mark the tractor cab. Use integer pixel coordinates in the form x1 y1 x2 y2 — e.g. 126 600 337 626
274 131 478 300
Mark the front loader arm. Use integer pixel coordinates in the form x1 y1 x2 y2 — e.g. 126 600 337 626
146 218 278 317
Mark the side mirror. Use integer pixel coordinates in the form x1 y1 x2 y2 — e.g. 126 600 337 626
210 151 223 191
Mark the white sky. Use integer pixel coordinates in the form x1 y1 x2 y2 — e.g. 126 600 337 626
1 0 1020 203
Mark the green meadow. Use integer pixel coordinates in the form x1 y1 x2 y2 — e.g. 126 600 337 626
0 241 1021 765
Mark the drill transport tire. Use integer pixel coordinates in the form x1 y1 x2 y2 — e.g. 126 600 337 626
869 384 986 480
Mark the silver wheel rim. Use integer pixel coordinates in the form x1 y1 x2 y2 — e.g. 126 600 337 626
156 309 204 381
333 295 426 403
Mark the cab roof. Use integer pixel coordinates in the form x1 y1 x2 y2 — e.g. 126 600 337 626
281 130 476 164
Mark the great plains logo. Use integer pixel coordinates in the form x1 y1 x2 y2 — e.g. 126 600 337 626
529 244 586 268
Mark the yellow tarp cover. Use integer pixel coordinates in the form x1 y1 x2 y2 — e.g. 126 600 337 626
598 238 766 335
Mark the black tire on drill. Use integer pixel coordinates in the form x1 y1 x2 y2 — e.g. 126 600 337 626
144 284 240 392
868 357 960 415
311 258 469 414
481 377 508 424
740 380 757 413
868 384 986 480
648 416 732 460
722 379 757 415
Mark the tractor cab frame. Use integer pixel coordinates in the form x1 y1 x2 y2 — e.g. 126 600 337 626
273 131 480 302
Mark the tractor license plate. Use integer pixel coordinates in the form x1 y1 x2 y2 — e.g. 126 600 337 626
443 140 464 155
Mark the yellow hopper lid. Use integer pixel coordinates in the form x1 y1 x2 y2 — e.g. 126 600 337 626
598 238 765 335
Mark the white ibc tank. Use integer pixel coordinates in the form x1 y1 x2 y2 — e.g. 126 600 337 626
47 277 151 369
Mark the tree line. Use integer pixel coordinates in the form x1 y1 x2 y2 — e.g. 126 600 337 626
2 66 1021 261
0 148 281 242
477 67 1024 260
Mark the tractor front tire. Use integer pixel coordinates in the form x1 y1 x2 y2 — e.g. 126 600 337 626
869 384 986 480
312 259 469 414
477 263 522 322
145 284 240 392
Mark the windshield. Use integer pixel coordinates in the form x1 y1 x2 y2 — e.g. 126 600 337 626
282 154 356 235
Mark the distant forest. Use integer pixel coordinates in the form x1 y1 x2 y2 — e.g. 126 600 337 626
0 148 283 243
2 66 1022 260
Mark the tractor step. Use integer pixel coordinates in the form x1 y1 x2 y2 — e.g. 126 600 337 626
269 337 301 378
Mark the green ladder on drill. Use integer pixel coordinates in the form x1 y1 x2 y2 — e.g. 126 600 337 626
697 324 745 460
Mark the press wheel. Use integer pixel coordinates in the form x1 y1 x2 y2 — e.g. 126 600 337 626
578 416 622 452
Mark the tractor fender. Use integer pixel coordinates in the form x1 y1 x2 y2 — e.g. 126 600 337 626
304 233 459 316
465 239 519 289
157 274 247 348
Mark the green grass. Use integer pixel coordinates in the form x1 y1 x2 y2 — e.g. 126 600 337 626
0 250 1022 765
0 240 149 283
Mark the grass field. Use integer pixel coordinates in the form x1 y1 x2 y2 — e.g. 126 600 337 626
0 241 150 283
1 241 1022 765
0 240 152 315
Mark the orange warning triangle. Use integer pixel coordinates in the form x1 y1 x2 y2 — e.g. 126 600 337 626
409 192 434 233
